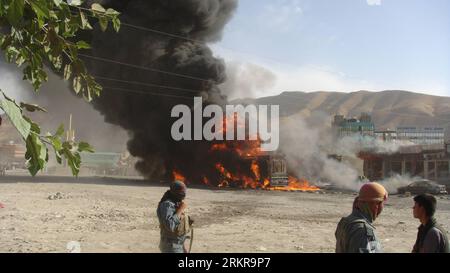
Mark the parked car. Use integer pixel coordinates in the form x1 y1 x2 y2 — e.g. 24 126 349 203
397 180 448 195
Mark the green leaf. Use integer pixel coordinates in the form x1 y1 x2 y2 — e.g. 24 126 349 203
55 124 65 137
78 142 94 153
0 0 6 17
6 0 24 26
25 132 47 176
63 64 72 80
15 52 26 66
61 144 81 176
112 17 121 32
105 8 120 16
98 16 108 32
29 0 50 28
55 150 62 164
29 0 50 18
76 40 91 49
23 116 41 134
20 102 48 113
83 85 92 101
68 0 83 6
73 76 82 94
51 55 63 70
52 0 62 7
91 3 106 13
46 28 63 57
0 90 31 139
0 35 12 50
51 137 62 151
79 11 92 30
5 46 20 63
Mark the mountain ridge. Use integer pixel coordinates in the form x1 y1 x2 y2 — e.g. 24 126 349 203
231 90 450 130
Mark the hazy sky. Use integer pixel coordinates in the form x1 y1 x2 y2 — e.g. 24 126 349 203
214 0 450 99
1 0 449 101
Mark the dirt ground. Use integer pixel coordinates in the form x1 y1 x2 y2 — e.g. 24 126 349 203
1 176 449 253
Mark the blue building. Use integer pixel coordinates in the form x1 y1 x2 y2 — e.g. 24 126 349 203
332 113 375 138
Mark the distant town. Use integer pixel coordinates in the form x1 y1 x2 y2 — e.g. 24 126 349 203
333 113 450 187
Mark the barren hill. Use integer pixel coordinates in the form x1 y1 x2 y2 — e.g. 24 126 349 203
3 90 450 145
233 90 450 130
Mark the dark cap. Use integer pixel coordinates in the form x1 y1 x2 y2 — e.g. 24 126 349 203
170 180 187 198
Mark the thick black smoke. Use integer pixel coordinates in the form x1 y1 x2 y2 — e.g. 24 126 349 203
83 0 240 182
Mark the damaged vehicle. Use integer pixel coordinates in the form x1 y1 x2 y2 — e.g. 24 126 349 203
397 179 448 195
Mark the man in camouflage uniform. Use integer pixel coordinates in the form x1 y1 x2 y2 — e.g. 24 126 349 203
335 182 388 253
157 180 193 253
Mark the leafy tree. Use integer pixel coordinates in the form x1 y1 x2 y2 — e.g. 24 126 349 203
0 0 120 176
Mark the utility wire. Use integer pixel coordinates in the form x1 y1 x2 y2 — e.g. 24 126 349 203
94 75 201 94
102 86 193 100
79 54 213 83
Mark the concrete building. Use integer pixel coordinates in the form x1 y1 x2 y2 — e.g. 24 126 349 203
359 143 450 186
374 129 397 142
332 113 375 138
396 126 445 145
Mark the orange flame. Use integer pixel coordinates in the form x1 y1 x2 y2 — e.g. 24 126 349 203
267 176 320 192
250 160 260 181
173 170 186 182
210 143 227 151
188 109 321 192
215 163 233 180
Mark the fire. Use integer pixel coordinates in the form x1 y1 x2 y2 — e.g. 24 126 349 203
173 170 186 182
170 110 320 192
215 163 232 180
250 160 260 181
267 176 320 192
209 140 261 157
210 143 227 151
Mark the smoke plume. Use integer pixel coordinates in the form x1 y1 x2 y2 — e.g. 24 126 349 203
219 61 277 100
279 112 417 191
82 0 239 181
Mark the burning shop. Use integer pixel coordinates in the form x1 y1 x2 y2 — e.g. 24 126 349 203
359 143 450 186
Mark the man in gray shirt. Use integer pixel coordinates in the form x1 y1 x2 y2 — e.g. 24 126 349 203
412 193 449 253
335 182 388 253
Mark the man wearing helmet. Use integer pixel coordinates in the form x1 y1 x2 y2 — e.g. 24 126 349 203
335 182 388 253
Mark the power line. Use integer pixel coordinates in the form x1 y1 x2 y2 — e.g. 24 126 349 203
79 53 213 83
0 58 195 100
102 85 193 100
72 5 319 74
121 22 201 44
72 5 380 91
94 75 201 94
3 49 450 123
73 5 211 45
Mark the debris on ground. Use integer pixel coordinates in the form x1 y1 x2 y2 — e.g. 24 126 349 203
47 192 65 200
